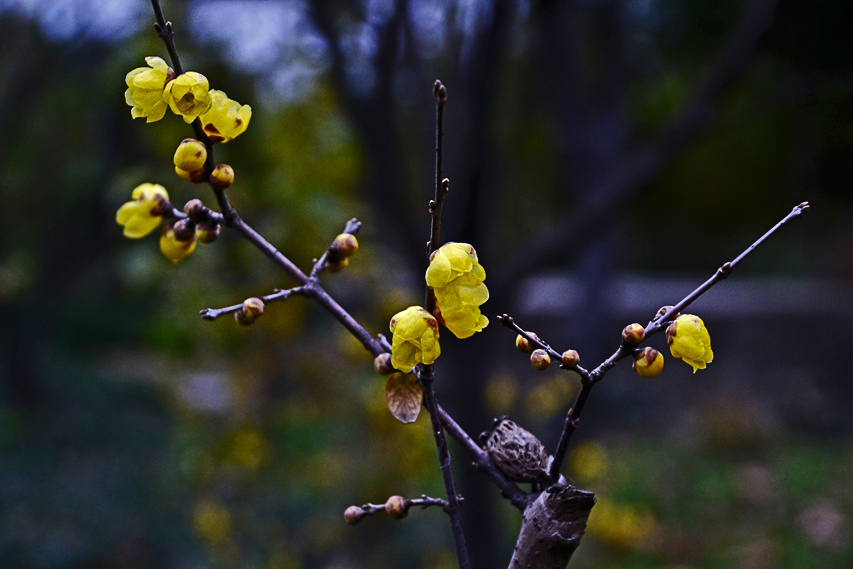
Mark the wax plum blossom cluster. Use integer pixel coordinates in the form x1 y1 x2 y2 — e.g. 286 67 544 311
385 243 489 374
117 56 252 262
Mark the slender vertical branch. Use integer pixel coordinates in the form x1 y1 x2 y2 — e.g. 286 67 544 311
425 81 450 311
417 366 470 569
417 80 470 569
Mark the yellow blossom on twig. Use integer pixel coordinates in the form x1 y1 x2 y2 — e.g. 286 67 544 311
125 56 173 122
666 314 713 373
160 224 197 263
200 90 252 143
163 72 212 123
115 183 170 238
390 306 441 373
426 242 489 338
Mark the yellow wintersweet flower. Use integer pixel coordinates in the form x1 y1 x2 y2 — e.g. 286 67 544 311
426 242 489 339
116 183 170 238
159 225 197 263
199 90 252 143
125 56 174 122
390 306 441 373
163 72 213 123
666 314 713 373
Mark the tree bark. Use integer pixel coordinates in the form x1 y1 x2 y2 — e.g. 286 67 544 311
508 484 596 569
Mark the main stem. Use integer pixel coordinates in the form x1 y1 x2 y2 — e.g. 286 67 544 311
419 80 470 569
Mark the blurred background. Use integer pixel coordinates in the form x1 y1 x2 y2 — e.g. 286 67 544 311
0 0 851 568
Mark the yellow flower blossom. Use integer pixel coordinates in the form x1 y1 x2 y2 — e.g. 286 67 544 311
199 90 252 143
125 56 173 122
390 306 441 373
426 242 489 339
666 314 713 373
163 72 212 123
116 183 170 238
160 225 197 263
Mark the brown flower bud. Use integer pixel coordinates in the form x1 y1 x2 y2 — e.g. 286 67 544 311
344 506 365 526
374 353 394 375
622 323 646 345
385 495 409 520
195 221 221 244
210 164 235 190
530 349 551 371
324 257 349 273
183 198 206 221
561 349 580 367
171 218 196 242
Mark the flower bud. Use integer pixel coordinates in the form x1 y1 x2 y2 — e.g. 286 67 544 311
171 218 196 242
622 323 646 345
175 165 206 183
235 297 265 326
210 164 235 190
561 349 580 367
174 138 207 172
515 333 536 354
656 305 679 321
633 347 664 378
324 257 349 273
344 506 365 526
385 495 409 520
374 353 394 375
334 233 359 257
183 198 206 221
196 221 221 244
530 349 551 371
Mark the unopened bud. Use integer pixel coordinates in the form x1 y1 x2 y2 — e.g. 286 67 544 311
210 164 234 190
235 297 265 325
344 506 365 526
374 353 394 375
172 218 196 242
656 305 679 321
175 165 206 183
324 257 349 273
183 198 206 221
530 349 551 371
385 495 409 520
622 323 646 345
561 349 580 367
633 347 664 378
174 138 207 172
195 221 221 244
334 233 359 256
515 333 536 354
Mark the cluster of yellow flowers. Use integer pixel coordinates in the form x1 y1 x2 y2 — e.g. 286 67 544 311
388 243 489 373
118 57 253 263
426 243 489 339
124 56 251 141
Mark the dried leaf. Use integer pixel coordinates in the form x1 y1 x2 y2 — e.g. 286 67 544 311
385 372 423 424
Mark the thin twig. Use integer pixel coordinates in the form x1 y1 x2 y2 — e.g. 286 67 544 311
414 80 471 569
416 365 470 569
510 202 810 480
200 287 308 321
